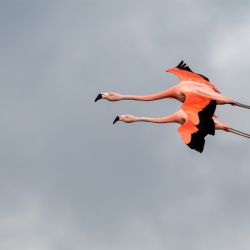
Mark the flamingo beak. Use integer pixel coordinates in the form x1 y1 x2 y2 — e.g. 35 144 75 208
95 93 103 102
113 116 120 124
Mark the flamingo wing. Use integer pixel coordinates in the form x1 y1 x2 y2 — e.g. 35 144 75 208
170 61 220 93
178 120 198 145
178 120 205 153
181 92 216 133
178 106 216 153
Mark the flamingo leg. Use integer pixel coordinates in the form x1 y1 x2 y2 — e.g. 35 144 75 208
227 128 250 138
234 102 250 109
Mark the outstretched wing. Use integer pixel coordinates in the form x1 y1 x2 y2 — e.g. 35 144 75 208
178 94 216 153
178 120 205 153
175 61 209 81
177 108 216 153
170 61 220 93
178 120 198 145
182 92 216 130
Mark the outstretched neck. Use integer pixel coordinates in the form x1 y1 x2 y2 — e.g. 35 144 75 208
134 112 182 124
120 87 176 101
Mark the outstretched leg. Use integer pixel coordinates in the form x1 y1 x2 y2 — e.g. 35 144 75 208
214 119 250 138
233 102 250 109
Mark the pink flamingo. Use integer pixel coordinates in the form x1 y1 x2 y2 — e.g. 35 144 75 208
95 61 250 126
112 110 250 153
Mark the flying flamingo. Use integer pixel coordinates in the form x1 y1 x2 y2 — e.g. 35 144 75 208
95 61 250 126
112 110 250 153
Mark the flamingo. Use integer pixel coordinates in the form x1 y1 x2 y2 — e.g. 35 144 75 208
95 61 250 152
95 61 250 126
112 110 250 153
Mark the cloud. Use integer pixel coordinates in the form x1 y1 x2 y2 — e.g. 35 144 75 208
0 0 250 250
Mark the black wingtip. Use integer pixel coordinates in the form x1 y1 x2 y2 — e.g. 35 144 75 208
176 60 193 72
176 60 184 67
197 100 216 136
113 116 119 124
95 93 102 102
176 61 209 81
187 132 205 153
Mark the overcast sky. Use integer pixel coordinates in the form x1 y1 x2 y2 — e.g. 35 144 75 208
0 1 250 250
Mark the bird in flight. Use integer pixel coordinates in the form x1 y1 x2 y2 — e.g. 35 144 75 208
112 110 250 153
95 61 250 152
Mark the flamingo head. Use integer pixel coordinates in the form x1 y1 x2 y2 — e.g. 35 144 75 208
95 92 121 102
113 115 136 124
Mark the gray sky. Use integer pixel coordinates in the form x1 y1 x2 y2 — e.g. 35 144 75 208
0 1 250 250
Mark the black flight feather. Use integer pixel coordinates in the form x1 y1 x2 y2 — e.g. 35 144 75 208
187 131 205 153
187 100 217 153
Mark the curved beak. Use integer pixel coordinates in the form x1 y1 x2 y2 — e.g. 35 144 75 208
113 116 120 124
95 93 103 102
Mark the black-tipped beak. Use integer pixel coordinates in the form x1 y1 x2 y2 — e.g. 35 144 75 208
95 93 102 102
113 116 120 124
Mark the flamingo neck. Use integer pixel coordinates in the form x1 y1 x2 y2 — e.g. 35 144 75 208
134 112 182 124
119 87 175 101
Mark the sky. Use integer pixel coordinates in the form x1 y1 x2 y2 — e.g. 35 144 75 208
0 1 250 250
